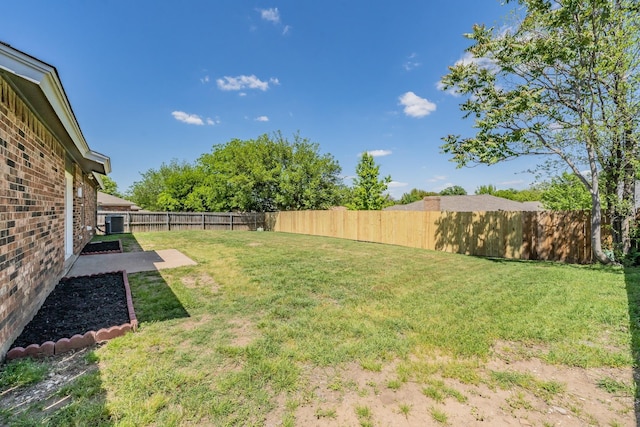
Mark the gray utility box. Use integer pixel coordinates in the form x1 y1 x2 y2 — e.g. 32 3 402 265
105 215 125 234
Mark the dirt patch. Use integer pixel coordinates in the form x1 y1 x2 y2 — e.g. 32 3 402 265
10 273 131 350
268 356 636 426
228 319 256 347
182 273 219 293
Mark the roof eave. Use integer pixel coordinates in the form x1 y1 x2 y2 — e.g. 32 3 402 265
0 43 111 175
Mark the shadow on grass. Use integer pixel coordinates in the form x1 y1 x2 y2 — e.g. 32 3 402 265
624 267 640 425
91 233 190 323
1 233 190 424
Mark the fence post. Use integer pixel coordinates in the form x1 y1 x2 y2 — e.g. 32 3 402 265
230 214 233 231
202 213 205 230
167 212 170 231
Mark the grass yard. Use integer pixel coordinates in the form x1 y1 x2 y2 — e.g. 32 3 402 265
1 230 638 426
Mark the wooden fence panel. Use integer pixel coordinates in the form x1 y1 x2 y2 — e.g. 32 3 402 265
97 211 265 234
270 209 596 264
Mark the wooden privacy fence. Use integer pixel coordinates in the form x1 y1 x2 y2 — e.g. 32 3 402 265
97 211 266 233
270 210 596 264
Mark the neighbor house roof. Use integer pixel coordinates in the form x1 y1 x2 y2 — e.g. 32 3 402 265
97 192 141 211
0 42 110 177
384 195 544 212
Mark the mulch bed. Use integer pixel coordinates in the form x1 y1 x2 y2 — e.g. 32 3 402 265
80 240 122 255
10 273 131 350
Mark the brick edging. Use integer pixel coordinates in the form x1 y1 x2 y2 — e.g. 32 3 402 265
6 270 137 360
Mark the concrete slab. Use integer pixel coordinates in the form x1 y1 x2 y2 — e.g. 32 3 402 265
66 249 197 277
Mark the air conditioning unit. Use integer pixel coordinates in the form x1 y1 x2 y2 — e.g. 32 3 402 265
105 215 125 234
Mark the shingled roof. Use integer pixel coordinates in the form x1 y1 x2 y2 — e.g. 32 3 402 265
384 195 544 212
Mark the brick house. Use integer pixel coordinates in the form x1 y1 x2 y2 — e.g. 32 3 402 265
0 43 110 358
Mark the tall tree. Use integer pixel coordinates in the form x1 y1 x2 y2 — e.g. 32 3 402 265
127 160 195 211
397 188 438 205
196 132 343 212
541 172 593 211
440 185 467 196
440 0 640 263
349 152 392 210
100 176 122 198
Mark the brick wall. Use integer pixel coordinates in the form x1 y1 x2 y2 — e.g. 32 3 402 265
0 77 97 358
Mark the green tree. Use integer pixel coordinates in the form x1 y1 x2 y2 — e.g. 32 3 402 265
475 184 497 196
349 152 392 210
475 184 543 202
196 132 342 212
541 172 592 211
397 188 438 205
440 0 640 263
127 160 195 211
100 176 122 198
440 185 467 196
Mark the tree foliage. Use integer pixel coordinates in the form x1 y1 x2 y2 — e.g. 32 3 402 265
397 188 438 205
349 153 392 210
127 133 343 212
100 176 122 198
440 0 640 263
540 172 592 211
439 185 467 196
475 184 542 202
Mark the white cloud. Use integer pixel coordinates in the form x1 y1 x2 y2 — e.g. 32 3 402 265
454 52 497 70
367 149 392 157
282 25 292 35
398 91 436 118
259 8 280 23
216 75 279 91
403 53 421 71
427 175 447 183
206 117 220 126
438 52 499 97
388 181 408 188
255 116 269 122
200 75 210 84
497 180 524 186
172 111 204 125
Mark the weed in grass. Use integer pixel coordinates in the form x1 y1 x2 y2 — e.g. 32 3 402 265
505 391 533 411
398 403 412 419
315 408 337 419
0 358 48 389
421 378 467 403
84 350 99 364
355 405 373 427
360 359 382 372
423 385 445 403
597 377 636 396
386 379 402 390
282 413 296 427
490 370 565 402
430 406 449 425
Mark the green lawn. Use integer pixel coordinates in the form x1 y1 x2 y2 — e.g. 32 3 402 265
2 230 637 426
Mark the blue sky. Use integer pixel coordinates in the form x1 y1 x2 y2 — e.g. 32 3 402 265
1 1 541 198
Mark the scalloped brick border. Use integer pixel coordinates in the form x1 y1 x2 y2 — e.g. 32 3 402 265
80 239 123 256
7 270 137 360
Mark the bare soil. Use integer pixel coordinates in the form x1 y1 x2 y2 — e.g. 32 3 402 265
80 240 121 254
10 272 129 350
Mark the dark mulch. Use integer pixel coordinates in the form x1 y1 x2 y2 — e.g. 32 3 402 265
81 240 121 254
10 273 130 349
